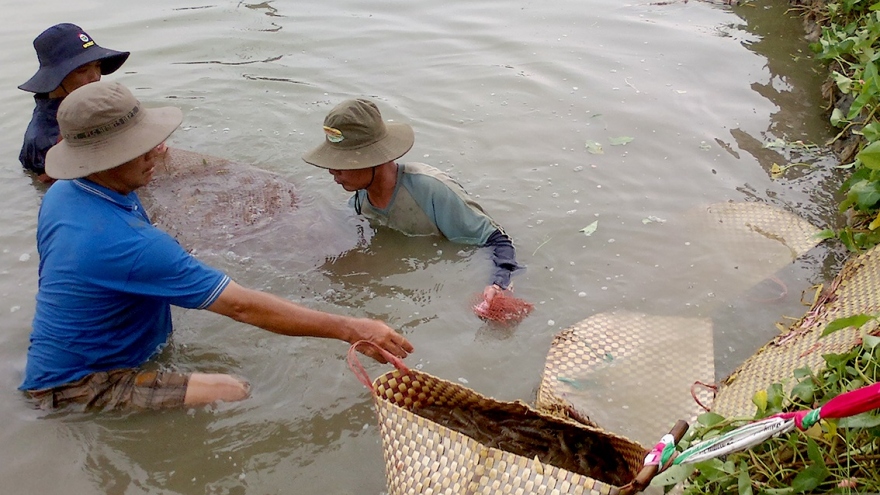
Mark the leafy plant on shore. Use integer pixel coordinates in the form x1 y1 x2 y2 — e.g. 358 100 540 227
811 0 880 251
656 337 880 494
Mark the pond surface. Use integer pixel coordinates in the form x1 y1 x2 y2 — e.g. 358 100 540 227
0 0 845 493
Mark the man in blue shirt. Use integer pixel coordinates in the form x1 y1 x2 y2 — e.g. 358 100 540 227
302 99 523 315
21 81 413 411
19 23 129 183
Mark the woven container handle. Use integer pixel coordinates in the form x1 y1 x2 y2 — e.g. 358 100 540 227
346 340 411 391
617 419 689 495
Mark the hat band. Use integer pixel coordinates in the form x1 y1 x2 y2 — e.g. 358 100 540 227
65 105 141 144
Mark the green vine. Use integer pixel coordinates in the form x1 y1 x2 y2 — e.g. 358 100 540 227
653 334 880 494
811 0 880 251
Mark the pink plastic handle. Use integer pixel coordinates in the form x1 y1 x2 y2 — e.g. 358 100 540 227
346 340 411 390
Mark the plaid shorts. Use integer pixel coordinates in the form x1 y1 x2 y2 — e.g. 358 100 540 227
25 368 190 411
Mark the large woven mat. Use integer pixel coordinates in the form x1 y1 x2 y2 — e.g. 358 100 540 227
659 202 824 307
374 368 647 495
539 202 824 443
698 202 821 259
538 313 715 446
712 246 880 417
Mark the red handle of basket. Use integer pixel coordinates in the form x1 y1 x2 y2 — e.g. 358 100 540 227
772 382 880 430
346 340 411 391
821 381 880 419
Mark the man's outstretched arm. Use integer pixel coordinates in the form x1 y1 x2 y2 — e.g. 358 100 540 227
207 281 413 363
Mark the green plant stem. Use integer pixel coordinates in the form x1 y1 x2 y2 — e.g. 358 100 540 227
827 104 880 146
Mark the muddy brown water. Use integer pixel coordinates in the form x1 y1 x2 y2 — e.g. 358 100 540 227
0 0 845 493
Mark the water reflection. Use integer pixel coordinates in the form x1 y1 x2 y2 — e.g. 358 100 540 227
319 228 482 325
244 2 284 19
728 1 843 227
176 55 285 66
57 397 382 494
241 74 312 85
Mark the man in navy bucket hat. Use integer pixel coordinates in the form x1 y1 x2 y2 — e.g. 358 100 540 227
18 23 130 183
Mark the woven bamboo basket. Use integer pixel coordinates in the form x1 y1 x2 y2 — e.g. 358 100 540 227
349 343 649 495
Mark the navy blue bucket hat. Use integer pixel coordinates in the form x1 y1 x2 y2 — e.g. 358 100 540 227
18 23 130 94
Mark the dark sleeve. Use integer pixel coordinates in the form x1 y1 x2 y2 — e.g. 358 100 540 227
484 229 522 289
20 107 59 175
20 126 52 175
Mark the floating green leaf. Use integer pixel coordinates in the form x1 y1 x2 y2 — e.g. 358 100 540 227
764 138 787 149
609 136 634 146
579 220 598 236
771 162 814 179
771 163 785 179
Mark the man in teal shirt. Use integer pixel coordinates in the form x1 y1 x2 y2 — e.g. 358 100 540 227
302 99 522 313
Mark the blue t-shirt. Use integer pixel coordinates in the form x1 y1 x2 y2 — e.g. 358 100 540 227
19 95 62 175
20 179 230 391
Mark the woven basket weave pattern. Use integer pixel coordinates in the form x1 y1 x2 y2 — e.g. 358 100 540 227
374 369 645 495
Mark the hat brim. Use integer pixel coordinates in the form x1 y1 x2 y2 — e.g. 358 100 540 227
18 48 130 94
45 106 182 180
302 123 415 170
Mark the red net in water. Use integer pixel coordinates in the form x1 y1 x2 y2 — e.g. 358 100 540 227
473 292 534 324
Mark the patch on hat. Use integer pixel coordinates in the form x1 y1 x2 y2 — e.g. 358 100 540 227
79 33 95 48
323 126 344 143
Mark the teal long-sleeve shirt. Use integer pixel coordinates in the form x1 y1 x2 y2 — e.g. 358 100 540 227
350 162 521 288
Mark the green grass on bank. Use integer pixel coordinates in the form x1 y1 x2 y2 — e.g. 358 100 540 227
655 336 880 494
812 0 880 251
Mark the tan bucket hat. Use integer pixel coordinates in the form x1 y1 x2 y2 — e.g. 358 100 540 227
302 98 414 170
45 81 183 180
